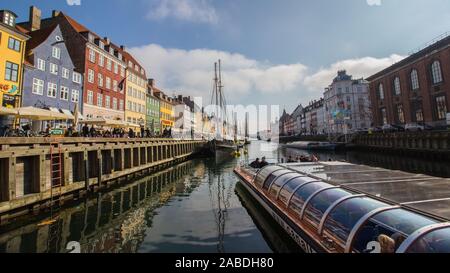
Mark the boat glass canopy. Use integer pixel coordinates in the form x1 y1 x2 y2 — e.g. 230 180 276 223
278 177 320 206
406 227 450 253
287 182 330 216
269 173 305 198
303 188 352 228
263 170 293 190
323 197 389 246
351 208 438 253
254 166 285 188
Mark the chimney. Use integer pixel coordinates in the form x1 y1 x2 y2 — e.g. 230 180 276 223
148 79 155 87
29 6 41 31
120 45 126 51
104 37 110 45
52 10 60 18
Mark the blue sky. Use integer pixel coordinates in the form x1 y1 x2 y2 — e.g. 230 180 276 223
5 0 450 112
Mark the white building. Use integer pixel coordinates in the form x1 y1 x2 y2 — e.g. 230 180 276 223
323 70 371 135
303 99 325 135
173 97 194 139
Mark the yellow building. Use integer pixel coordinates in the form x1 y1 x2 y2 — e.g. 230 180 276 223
153 87 174 130
123 51 147 127
0 10 29 109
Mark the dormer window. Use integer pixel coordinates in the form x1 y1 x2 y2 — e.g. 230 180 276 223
88 33 95 43
99 41 104 50
2 11 15 27
109 47 114 55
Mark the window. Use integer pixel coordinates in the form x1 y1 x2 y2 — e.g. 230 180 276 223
32 78 44 95
381 108 387 125
106 77 111 89
52 46 61 59
106 59 112 71
73 72 82 84
127 101 131 110
37 59 46 71
97 93 103 107
3 12 14 27
89 49 96 63
113 80 118 92
416 109 424 122
62 67 70 79
119 100 124 111
397 104 405 124
436 96 447 120
105 96 111 108
50 63 58 75
4 61 19 82
411 69 419 90
88 69 94 83
87 90 94 104
47 83 57 98
99 54 104 67
431 60 443 84
120 67 125 77
60 86 69 101
378 83 384 100
394 77 401 95
98 74 103 87
114 62 119 74
71 89 79 103
113 98 118 110
8 37 21 52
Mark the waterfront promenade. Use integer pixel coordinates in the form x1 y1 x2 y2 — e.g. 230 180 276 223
0 137 205 222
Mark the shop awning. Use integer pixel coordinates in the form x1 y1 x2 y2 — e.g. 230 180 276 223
80 117 128 128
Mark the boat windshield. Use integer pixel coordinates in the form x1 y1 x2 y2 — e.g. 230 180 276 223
351 208 438 253
303 188 352 229
323 197 388 247
406 227 450 253
254 166 285 188
288 182 331 217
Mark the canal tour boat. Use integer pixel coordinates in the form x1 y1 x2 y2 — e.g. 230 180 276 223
233 161 450 253
285 141 338 151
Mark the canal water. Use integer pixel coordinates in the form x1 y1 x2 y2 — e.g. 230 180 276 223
1 141 449 253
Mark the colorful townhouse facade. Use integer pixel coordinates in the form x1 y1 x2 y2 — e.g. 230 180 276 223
146 79 161 134
21 20 83 129
150 80 174 130
122 50 147 126
0 10 29 115
19 7 126 121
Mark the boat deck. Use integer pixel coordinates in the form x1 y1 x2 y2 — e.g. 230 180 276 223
281 162 450 221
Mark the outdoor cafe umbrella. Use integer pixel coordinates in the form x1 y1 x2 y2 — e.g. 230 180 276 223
0 107 18 116
16 107 74 121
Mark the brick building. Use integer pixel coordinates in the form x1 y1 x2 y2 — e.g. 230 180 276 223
19 7 126 121
368 34 450 128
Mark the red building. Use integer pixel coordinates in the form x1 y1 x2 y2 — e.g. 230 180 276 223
19 8 126 120
368 34 450 128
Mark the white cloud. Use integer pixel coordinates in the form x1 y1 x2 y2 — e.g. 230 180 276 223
366 0 382 6
303 54 405 91
147 0 218 24
129 44 405 107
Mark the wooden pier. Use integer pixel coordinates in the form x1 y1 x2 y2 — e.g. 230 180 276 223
0 137 205 220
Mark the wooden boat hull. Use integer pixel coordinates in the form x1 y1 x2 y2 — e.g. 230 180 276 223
234 169 327 253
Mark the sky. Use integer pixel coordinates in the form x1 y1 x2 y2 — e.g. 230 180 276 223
5 0 450 114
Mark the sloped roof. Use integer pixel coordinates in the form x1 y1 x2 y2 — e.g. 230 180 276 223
122 50 147 79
